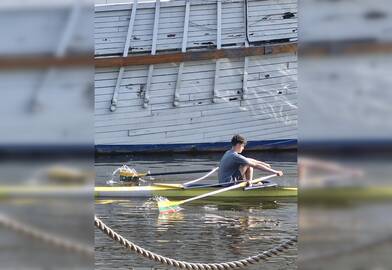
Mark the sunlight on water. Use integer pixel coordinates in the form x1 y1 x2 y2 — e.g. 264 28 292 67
142 197 159 208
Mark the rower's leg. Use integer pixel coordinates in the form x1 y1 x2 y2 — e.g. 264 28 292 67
239 165 253 181
245 166 253 181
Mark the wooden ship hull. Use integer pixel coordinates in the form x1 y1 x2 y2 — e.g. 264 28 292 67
94 0 298 153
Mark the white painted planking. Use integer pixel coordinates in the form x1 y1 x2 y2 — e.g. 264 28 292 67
101 105 297 135
150 96 297 116
95 75 296 102
163 119 297 140
1 68 92 144
95 62 296 86
147 120 295 143
96 116 296 143
96 98 297 134
0 6 91 55
94 0 298 55
95 74 297 107
300 0 392 43
198 120 298 139
95 102 297 128
96 59 296 98
95 1 297 147
95 91 296 121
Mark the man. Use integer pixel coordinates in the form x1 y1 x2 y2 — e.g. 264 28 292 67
218 135 283 186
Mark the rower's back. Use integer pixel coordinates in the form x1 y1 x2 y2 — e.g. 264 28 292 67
218 149 250 186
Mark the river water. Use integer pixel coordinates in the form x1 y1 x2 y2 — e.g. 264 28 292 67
95 151 298 270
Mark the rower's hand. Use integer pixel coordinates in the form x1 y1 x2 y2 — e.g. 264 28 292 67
275 171 283 177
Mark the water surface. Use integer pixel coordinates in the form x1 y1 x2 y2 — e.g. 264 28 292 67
95 152 298 270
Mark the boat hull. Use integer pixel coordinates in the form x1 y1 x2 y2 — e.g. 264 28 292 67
94 186 298 199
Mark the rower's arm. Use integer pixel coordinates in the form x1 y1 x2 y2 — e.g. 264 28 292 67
247 158 271 168
247 160 283 176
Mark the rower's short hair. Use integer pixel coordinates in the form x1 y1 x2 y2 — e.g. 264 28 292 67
231 134 246 146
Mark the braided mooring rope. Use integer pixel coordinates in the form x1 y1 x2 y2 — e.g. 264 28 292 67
0 214 93 257
95 216 297 270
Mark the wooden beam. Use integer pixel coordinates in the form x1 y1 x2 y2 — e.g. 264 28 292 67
95 43 298 68
0 55 92 69
300 41 392 56
6 41 392 69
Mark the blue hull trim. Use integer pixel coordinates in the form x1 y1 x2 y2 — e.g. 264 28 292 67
95 139 297 154
300 139 392 153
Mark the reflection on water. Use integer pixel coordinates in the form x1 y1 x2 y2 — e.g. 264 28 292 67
300 203 392 269
95 199 297 270
0 158 94 270
95 152 297 270
299 154 392 270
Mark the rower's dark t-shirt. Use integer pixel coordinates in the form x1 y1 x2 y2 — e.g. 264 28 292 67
218 149 250 185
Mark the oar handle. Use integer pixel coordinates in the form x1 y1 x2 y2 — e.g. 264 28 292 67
181 174 277 204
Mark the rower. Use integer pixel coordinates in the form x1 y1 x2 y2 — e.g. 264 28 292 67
218 135 283 187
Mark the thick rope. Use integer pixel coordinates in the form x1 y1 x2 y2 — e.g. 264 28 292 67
95 216 297 270
0 214 93 257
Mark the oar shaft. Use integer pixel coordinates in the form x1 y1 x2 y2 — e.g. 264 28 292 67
183 167 219 185
181 174 277 204
146 169 215 177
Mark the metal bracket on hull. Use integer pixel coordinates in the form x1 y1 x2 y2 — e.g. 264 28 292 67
110 0 138 112
174 0 190 107
28 1 81 113
212 0 222 104
212 59 221 103
143 0 160 109
242 0 250 101
174 62 184 107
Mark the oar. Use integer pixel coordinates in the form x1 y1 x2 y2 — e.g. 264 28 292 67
139 169 218 177
157 174 277 214
183 167 219 185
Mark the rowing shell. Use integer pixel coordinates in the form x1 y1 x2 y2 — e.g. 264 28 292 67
94 184 298 198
